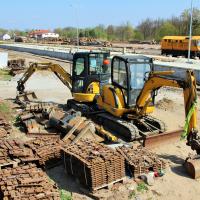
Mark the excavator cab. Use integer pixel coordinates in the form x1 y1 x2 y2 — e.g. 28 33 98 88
16 52 111 103
97 55 156 117
72 52 110 93
72 52 111 102
111 55 154 107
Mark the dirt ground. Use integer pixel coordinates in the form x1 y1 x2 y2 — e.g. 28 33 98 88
1 49 200 200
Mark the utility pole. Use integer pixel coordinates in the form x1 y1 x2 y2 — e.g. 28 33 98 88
69 3 79 50
188 0 193 62
75 4 79 50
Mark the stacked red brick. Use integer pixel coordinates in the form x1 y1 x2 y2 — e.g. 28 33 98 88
0 138 61 167
62 140 125 191
0 163 60 200
116 145 166 177
0 139 37 164
26 136 61 166
0 117 11 139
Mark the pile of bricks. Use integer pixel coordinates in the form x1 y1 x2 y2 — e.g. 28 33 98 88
0 139 37 167
0 137 62 168
0 144 13 167
0 117 11 139
26 136 61 166
0 163 60 200
62 140 125 191
116 145 167 177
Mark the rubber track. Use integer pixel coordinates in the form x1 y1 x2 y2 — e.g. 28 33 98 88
67 100 167 142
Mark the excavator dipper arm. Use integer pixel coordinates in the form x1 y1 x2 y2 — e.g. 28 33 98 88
136 70 200 154
17 63 72 93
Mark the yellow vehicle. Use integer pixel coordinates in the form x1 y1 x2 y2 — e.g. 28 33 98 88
17 54 200 177
89 55 197 142
17 52 111 103
161 36 200 58
17 54 200 150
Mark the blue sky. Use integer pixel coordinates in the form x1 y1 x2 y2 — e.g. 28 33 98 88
0 0 199 30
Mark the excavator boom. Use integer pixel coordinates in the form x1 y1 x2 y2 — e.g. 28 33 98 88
136 70 197 135
17 62 72 93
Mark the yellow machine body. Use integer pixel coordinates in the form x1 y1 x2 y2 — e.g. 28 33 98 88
73 81 100 102
97 85 128 117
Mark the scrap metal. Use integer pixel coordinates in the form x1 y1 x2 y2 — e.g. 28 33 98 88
116 145 167 178
8 59 25 76
62 140 125 191
0 163 60 200
0 137 61 168
0 117 11 139
49 108 103 143
25 137 61 166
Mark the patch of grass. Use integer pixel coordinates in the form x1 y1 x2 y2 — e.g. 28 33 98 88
60 190 72 200
136 182 148 193
0 101 14 121
0 69 12 81
0 102 10 114
128 190 136 199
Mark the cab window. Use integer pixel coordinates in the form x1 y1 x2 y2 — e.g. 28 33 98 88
113 58 127 89
74 58 85 76
89 54 109 75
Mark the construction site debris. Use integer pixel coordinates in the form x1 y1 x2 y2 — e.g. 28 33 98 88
0 117 11 139
49 108 103 143
0 163 60 200
62 140 125 191
25 137 61 166
7 59 25 76
116 146 167 178
18 101 59 137
0 137 61 168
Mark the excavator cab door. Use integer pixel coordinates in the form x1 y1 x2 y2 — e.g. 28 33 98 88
111 55 154 108
72 56 86 93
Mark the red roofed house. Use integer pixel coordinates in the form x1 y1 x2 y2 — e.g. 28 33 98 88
29 30 59 39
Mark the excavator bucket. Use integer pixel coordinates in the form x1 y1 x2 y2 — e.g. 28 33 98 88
185 158 200 179
16 91 38 104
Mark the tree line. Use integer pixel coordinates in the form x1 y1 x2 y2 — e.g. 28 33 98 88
54 8 200 42
1 8 200 42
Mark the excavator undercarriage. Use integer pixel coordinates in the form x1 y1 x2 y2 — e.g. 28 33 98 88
67 99 166 142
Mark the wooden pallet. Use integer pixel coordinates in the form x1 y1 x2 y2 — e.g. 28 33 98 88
91 177 126 192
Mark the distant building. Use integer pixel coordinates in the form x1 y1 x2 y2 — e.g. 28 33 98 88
29 30 49 38
29 30 59 39
38 32 59 39
0 34 11 40
15 36 27 42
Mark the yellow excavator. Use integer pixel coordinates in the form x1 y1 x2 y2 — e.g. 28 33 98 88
17 53 200 152
17 53 200 177
17 52 111 102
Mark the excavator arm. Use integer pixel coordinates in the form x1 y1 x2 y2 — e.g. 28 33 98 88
136 70 200 154
17 62 72 93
